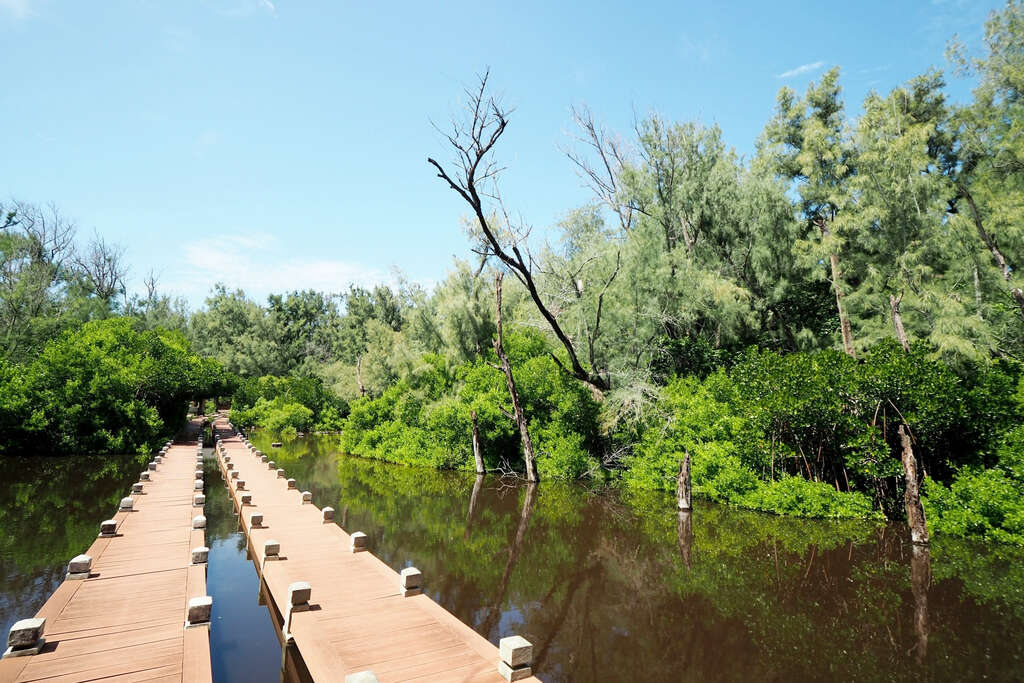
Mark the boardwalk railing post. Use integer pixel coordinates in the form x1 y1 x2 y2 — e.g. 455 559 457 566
193 515 207 529
400 567 422 597
498 636 533 681
241 493 252 505
350 532 368 553
261 539 279 567
300 491 311 503
194 493 206 507
322 507 335 523
251 513 265 529
284 581 311 640
191 547 209 565
119 497 134 511
185 596 212 628
3 618 46 658
67 554 92 580
99 519 117 537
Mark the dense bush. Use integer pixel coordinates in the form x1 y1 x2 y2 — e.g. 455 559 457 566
0 318 229 455
230 374 348 433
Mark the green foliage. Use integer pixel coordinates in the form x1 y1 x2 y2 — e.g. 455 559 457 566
230 374 347 432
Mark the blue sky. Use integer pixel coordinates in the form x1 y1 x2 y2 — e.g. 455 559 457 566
0 0 1003 307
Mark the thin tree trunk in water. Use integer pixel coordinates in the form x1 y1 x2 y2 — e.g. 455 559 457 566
494 273 538 482
820 219 856 358
676 451 692 511
899 424 929 545
471 410 485 474
890 292 910 352
677 510 693 570
356 355 366 397
911 544 931 665
464 473 485 540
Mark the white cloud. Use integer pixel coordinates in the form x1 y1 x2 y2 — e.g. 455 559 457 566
776 60 826 79
0 0 32 19
259 0 276 15
163 232 392 306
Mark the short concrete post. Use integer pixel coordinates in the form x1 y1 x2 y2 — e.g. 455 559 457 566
498 636 533 681
251 513 264 529
185 596 212 628
139 471 150 481
194 479 203 491
237 479 246 490
227 463 235 471
195 464 203 474
322 507 335 523
284 581 311 638
286 478 296 489
191 546 209 564
400 567 423 597
260 455 268 463
67 554 92 580
148 462 157 471
99 519 117 537
223 455 231 463
345 673 380 683
268 461 276 470
3 618 46 658
230 471 239 480
132 482 144 494
119 497 134 511
262 539 280 566
277 469 285 478
241 493 252 505
193 493 206 507
192 515 206 529
300 491 312 503
350 531 368 553
154 456 162 464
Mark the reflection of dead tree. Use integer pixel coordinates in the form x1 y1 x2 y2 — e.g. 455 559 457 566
532 560 601 673
677 510 693 570
480 482 537 636
464 473 485 540
910 544 931 665
428 70 610 395
492 272 538 482
471 410 485 474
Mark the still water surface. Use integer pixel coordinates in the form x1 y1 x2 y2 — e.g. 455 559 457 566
2 437 1024 681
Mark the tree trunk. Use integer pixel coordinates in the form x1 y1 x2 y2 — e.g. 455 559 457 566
471 410 485 474
464 473 485 540
899 424 929 545
820 220 856 358
960 185 1024 319
676 451 692 511
890 293 910 352
911 543 931 665
676 510 693 570
494 273 538 482
356 355 366 397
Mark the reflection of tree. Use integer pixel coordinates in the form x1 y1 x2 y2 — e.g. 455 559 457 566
677 510 693 570
911 544 931 665
464 473 485 540
480 482 536 637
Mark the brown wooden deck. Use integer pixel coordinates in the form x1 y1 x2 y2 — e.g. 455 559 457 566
214 420 540 683
0 421 212 683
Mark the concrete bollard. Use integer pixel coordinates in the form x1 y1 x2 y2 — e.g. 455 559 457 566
223 455 231 463
119 497 134 511
230 471 239 480
260 455 269 463
3 618 46 658
400 567 423 597
322 507 335 523
185 596 212 627
345 673 379 683
250 513 264 529
194 479 203 491
192 515 206 529
287 478 297 489
99 519 117 537
148 462 157 471
268 461 276 470
262 539 280 565
193 493 205 507
237 479 246 490
67 554 92 580
195 465 203 474
498 636 534 681
154 456 162 464
132 482 144 494
241 493 252 505
226 463 234 471
140 471 150 481
350 531 368 553
191 547 209 564
277 469 285 478
284 581 311 638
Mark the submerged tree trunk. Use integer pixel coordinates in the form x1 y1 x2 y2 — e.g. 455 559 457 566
676 451 692 511
820 219 856 358
494 273 538 482
911 543 931 665
899 424 929 545
890 292 910 352
471 410 485 475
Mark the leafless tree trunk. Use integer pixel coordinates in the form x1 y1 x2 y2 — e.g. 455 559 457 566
471 409 485 474
819 218 856 358
493 273 538 482
76 230 127 302
356 355 366 397
899 424 929 545
428 70 609 395
565 105 634 232
676 450 692 511
959 185 1024 318
889 292 910 352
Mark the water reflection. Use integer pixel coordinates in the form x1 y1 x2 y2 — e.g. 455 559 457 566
253 432 1024 682
0 453 147 639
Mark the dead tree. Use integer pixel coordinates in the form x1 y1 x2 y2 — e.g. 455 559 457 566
565 105 634 232
492 273 538 482
471 410 485 474
428 70 609 395
676 450 692 511
76 230 127 302
890 292 910 352
816 215 856 358
899 424 929 545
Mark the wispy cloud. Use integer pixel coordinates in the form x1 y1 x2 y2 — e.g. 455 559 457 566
0 0 32 19
162 233 393 306
211 0 277 18
776 60 825 79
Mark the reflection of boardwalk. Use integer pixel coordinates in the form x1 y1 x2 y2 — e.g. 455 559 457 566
0 422 211 683
214 419 539 682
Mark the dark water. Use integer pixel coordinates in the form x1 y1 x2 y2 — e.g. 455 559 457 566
3 440 1024 682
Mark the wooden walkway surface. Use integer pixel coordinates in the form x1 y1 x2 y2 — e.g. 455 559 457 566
0 422 212 683
214 420 540 683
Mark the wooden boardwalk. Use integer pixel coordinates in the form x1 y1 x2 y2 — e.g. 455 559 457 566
214 420 540 682
0 422 212 683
